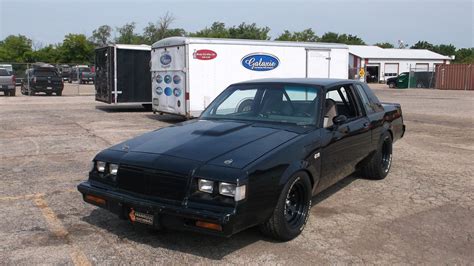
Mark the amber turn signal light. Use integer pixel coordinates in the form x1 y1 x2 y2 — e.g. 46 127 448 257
195 221 222 231
85 194 106 206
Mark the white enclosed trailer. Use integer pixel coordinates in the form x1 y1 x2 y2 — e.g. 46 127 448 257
151 37 349 117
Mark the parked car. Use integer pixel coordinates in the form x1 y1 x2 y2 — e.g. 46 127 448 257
0 64 13 74
58 64 71 81
387 71 436 88
0 68 16 96
21 64 64 96
78 78 405 241
69 65 95 84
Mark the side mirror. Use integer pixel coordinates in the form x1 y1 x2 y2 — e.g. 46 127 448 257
332 115 347 126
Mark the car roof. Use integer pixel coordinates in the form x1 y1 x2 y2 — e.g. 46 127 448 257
233 78 359 89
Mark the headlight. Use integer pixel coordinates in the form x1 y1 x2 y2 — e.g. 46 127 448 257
96 161 106 172
109 164 119 175
219 183 246 201
198 179 214 193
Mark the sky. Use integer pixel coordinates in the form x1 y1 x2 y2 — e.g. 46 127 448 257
0 0 473 48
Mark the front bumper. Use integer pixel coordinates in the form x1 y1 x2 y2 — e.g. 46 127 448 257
77 181 237 237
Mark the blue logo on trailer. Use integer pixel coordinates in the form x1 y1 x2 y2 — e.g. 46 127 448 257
156 75 163 83
173 88 181 97
164 75 172 84
164 87 172 96
173 75 181 84
241 53 280 71
160 54 172 66
156 87 163 95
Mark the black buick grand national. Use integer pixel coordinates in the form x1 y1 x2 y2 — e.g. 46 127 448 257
78 78 405 241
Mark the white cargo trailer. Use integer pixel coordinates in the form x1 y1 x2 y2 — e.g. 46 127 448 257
151 37 349 117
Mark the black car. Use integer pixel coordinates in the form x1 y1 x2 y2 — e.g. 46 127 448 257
21 65 64 96
78 78 405 241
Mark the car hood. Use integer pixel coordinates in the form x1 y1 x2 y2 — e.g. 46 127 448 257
108 119 300 169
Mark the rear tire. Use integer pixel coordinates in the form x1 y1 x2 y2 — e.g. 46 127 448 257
56 91 62 96
361 131 393 180
260 172 312 241
10 90 16 96
388 82 396 88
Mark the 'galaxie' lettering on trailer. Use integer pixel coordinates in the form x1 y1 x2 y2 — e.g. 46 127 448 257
241 53 279 71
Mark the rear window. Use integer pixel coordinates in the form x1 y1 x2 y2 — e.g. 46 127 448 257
0 69 10 76
34 69 58 77
79 67 91 72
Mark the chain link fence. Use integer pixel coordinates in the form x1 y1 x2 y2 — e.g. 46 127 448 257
407 66 437 89
1 62 95 97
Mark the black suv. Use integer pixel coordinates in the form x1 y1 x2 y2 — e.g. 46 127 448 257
21 64 64 96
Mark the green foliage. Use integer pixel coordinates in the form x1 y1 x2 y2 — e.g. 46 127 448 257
410 40 435 50
190 22 230 38
319 32 365 45
275 29 318 42
454 48 474 63
89 25 113 47
190 22 270 40
142 14 185 45
30 45 61 63
228 23 270 40
374 42 394 48
59 34 94 63
115 22 144 44
0 35 33 62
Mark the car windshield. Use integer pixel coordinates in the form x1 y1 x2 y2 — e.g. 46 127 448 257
0 69 9 76
35 69 58 77
201 83 320 126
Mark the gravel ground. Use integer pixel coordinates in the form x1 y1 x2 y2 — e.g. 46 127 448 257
0 85 473 264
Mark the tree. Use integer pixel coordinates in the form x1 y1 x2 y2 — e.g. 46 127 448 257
31 45 61 63
0 35 33 62
89 25 113 47
190 22 270 40
319 32 365 45
275 28 318 42
374 42 394 48
142 13 185 45
58 34 94 63
455 48 474 63
433 44 456 56
410 40 434 50
115 22 143 44
189 22 230 38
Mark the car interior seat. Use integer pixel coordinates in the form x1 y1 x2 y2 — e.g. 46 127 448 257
324 98 337 128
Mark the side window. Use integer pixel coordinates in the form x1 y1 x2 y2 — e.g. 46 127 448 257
355 84 376 114
325 85 360 120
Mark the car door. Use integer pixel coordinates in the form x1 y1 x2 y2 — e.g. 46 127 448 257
319 83 372 190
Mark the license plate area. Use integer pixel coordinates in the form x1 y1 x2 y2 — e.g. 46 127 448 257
47 87 52 90
129 208 154 225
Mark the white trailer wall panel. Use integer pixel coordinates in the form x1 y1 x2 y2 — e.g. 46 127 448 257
151 37 349 117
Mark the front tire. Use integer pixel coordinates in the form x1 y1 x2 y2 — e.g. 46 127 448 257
361 132 393 180
388 82 396 88
260 172 312 241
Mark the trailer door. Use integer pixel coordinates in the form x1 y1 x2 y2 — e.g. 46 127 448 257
151 45 186 116
306 50 330 78
95 47 113 103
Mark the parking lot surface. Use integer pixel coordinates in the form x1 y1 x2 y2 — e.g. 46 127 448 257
0 85 473 264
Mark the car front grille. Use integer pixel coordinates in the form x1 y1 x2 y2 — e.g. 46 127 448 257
117 164 188 202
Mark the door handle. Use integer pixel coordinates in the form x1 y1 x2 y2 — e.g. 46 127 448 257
363 122 370 128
